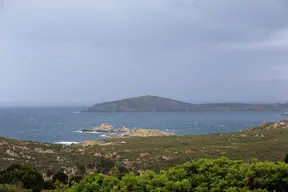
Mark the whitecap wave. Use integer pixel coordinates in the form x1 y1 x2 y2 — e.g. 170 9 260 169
55 141 79 145
73 112 81 114
72 131 83 133
164 129 177 132
90 131 106 134
73 130 110 134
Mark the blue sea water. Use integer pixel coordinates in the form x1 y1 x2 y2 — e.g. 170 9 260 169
0 107 287 144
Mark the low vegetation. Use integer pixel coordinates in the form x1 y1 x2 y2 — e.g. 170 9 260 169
1 121 288 191
1 121 288 175
1 157 288 191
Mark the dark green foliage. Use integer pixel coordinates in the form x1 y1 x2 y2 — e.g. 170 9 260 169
52 172 68 185
95 158 115 174
46 169 55 177
117 164 129 174
75 162 86 175
0 184 31 192
74 157 116 175
43 180 55 190
285 153 288 163
0 164 44 192
68 176 83 186
68 157 288 192
2 158 288 191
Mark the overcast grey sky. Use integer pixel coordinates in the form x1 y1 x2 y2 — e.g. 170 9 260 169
1 0 288 105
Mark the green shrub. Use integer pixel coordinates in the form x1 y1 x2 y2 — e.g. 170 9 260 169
46 169 55 177
0 184 32 192
285 153 288 164
2 158 288 192
95 158 115 174
0 164 44 192
0 184 19 192
68 176 83 187
52 172 68 185
43 180 55 190
67 157 288 192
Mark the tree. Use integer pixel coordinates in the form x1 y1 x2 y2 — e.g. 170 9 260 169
0 164 44 192
285 153 288 163
95 158 115 174
67 158 288 192
0 184 31 192
52 172 68 185
43 180 55 190
68 176 83 186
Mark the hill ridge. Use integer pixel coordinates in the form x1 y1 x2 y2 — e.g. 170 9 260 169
84 95 288 112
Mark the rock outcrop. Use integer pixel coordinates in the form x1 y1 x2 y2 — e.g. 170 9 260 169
80 123 175 137
95 123 114 132
260 120 288 130
81 123 114 132
118 126 130 133
129 128 175 137
240 120 288 132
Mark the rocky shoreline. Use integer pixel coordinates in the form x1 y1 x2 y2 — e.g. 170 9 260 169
80 123 176 137
1 120 288 177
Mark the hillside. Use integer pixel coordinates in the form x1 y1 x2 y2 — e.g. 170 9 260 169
1 121 288 191
84 95 196 112
1 121 288 174
84 95 288 112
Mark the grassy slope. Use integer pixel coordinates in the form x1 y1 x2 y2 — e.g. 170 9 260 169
1 123 288 173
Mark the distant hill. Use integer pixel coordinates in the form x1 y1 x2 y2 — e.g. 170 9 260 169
84 95 288 112
84 95 196 112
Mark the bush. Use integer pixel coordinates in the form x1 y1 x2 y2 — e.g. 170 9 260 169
46 169 55 177
285 153 288 164
43 180 55 190
67 157 288 192
2 158 288 192
0 164 44 192
95 158 115 174
68 176 83 186
0 184 31 192
52 172 68 185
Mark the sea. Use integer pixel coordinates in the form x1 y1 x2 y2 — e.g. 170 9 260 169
0 107 287 144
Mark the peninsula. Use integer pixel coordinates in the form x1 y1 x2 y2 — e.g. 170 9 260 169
84 95 288 112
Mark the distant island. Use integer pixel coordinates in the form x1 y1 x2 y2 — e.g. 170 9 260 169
83 95 288 112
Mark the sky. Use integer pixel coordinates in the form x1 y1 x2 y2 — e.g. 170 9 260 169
1 0 288 106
